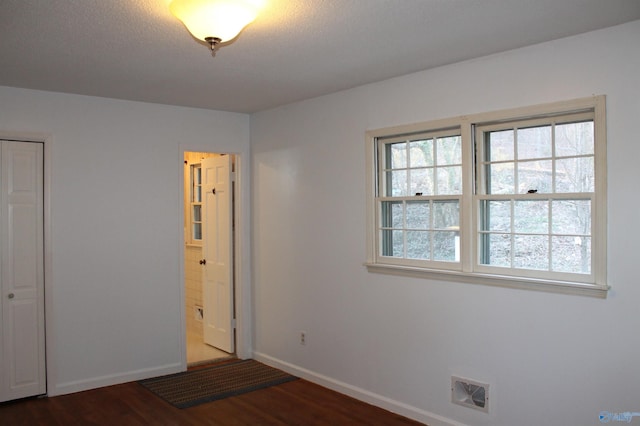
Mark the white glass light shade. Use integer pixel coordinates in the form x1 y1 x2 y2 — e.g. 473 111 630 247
170 0 263 43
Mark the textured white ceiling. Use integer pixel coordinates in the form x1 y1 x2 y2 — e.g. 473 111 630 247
1 0 639 113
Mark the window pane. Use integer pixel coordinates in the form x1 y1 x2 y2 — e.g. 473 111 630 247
433 231 458 262
481 233 511 267
551 200 591 235
486 130 514 162
517 160 552 194
514 235 548 270
552 236 591 274
381 201 403 228
517 126 552 160
386 170 408 196
437 166 462 195
514 200 548 234
406 201 430 229
436 135 462 165
409 168 433 195
433 201 459 229
485 162 514 194
193 204 201 222
481 200 511 232
193 223 202 240
409 139 433 167
555 157 594 193
386 142 407 169
556 121 594 157
381 229 404 257
193 166 202 202
406 230 430 259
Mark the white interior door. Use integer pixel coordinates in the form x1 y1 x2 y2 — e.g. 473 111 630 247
0 141 45 402
201 155 234 353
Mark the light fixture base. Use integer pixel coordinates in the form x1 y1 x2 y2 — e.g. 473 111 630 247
204 36 222 56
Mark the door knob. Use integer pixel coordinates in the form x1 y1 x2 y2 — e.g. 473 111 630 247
199 259 206 265
8 293 14 299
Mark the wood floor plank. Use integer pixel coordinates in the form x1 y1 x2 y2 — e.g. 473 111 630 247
0 376 424 425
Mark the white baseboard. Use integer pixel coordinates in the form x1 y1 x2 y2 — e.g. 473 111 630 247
48 362 183 397
253 352 465 426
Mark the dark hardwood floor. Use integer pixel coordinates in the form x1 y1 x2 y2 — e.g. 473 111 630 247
0 375 424 425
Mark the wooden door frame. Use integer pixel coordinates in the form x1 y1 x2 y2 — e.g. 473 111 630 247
179 148 250 368
0 131 52 397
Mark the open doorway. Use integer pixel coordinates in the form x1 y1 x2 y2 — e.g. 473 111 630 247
184 151 236 365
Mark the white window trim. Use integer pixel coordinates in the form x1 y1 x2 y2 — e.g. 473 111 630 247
365 96 608 298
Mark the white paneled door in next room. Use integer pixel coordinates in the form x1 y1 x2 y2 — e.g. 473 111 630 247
201 155 234 354
0 140 46 402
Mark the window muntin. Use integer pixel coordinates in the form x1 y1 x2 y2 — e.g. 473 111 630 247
366 97 607 296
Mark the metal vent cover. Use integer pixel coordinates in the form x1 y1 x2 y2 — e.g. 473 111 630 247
451 376 489 413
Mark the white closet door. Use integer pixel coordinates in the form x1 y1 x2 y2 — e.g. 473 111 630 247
201 155 234 354
0 141 45 402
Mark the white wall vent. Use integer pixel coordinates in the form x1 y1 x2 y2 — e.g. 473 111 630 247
451 376 489 413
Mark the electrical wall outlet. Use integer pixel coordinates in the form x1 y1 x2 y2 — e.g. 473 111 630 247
300 331 307 345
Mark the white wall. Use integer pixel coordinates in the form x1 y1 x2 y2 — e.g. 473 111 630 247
250 20 640 426
0 87 251 395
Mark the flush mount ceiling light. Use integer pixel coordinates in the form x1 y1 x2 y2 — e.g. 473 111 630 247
169 0 264 56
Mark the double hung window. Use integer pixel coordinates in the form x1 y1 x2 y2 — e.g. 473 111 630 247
378 130 462 267
366 96 607 297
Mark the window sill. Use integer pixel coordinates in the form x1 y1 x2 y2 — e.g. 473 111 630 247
364 263 609 298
